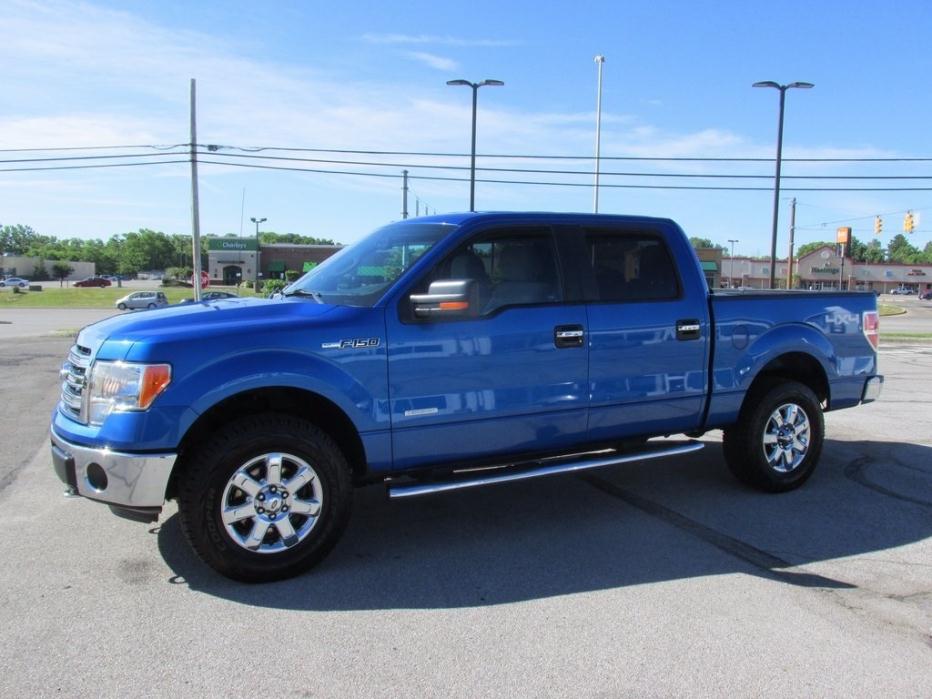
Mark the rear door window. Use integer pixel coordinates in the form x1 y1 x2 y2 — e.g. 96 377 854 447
584 229 680 302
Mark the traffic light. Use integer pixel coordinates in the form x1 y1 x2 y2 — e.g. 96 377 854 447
904 211 915 233
874 216 883 235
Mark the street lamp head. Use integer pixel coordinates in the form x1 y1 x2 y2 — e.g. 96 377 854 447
479 79 504 87
594 55 606 63
250 217 266 224
753 80 815 91
447 79 472 87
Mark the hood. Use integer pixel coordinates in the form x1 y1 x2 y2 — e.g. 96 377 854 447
78 297 345 361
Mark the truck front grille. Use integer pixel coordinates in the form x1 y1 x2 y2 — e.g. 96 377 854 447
60 344 91 423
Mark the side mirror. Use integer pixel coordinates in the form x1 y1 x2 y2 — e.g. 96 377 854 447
410 279 477 319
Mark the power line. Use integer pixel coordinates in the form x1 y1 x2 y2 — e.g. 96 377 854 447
0 160 190 173
0 143 187 153
6 141 932 163
2 145 930 193
198 151 932 180
0 152 190 165
196 159 932 192
203 144 932 163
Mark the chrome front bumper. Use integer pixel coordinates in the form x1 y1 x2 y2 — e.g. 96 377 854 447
50 428 176 519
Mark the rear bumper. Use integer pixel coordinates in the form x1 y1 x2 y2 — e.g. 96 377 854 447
861 375 884 404
50 427 175 521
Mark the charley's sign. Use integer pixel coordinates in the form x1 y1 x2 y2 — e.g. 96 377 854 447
207 238 258 252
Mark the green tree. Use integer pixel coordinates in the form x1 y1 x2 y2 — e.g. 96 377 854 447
0 224 40 255
688 237 727 252
33 259 49 281
796 241 833 258
887 234 920 264
259 231 337 246
51 262 74 287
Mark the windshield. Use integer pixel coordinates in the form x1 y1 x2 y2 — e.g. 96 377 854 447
283 221 456 307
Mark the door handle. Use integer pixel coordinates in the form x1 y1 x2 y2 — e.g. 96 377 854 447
676 319 702 341
555 325 585 348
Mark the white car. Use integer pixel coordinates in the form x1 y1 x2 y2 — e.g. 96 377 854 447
115 291 169 310
0 277 30 288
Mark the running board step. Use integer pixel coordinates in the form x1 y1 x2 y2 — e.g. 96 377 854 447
387 440 704 499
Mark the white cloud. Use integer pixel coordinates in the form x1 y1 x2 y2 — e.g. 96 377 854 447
403 51 459 71
0 1 904 242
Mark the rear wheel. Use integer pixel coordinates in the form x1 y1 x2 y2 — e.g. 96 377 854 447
723 379 824 492
177 413 353 582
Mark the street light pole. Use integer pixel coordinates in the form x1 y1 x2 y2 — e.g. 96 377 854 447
728 239 739 288
250 216 266 289
753 80 814 289
593 55 606 213
447 78 504 212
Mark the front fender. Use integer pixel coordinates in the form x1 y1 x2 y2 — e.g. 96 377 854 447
171 348 389 439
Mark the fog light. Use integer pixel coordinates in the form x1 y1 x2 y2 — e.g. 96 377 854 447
86 463 108 492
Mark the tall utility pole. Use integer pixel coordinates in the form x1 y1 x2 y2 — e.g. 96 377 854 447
593 55 606 213
402 170 409 219
786 197 797 289
753 80 814 289
447 79 504 212
728 239 739 288
189 78 203 302
250 216 266 289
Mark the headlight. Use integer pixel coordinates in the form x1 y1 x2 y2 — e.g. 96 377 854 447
87 361 172 426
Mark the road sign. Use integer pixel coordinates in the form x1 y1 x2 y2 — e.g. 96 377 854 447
191 271 210 289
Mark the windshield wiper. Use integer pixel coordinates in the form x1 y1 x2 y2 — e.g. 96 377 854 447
282 288 324 303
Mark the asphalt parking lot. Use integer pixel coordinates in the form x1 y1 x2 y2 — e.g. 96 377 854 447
0 311 929 696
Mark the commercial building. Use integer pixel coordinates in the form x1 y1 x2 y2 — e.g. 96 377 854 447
715 245 932 293
206 238 342 285
694 248 723 289
0 255 95 281
796 246 931 294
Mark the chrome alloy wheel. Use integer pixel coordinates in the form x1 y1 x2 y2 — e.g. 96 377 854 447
762 403 811 473
220 452 323 554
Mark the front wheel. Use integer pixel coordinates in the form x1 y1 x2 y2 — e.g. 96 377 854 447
147 302 156 309
723 379 824 492
177 414 353 582
117 303 127 310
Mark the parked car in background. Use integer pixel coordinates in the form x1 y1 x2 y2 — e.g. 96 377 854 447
920 289 932 300
0 277 30 288
73 277 112 288
176 291 239 304
891 286 915 295
115 291 168 310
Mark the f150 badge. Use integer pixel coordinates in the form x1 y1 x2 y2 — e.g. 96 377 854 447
321 338 381 350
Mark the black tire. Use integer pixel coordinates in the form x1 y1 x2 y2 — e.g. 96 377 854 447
722 379 824 493
147 302 156 309
117 303 127 310
177 413 353 582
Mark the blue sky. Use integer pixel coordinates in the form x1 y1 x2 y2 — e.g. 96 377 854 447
2 0 931 255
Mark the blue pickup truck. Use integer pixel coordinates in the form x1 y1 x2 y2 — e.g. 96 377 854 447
51 213 883 581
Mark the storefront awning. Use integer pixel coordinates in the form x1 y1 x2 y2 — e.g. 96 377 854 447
267 261 286 272
701 261 718 272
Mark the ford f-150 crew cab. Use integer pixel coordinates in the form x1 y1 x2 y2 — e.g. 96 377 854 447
50 213 884 581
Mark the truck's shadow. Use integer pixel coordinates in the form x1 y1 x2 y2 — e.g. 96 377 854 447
156 438 932 609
